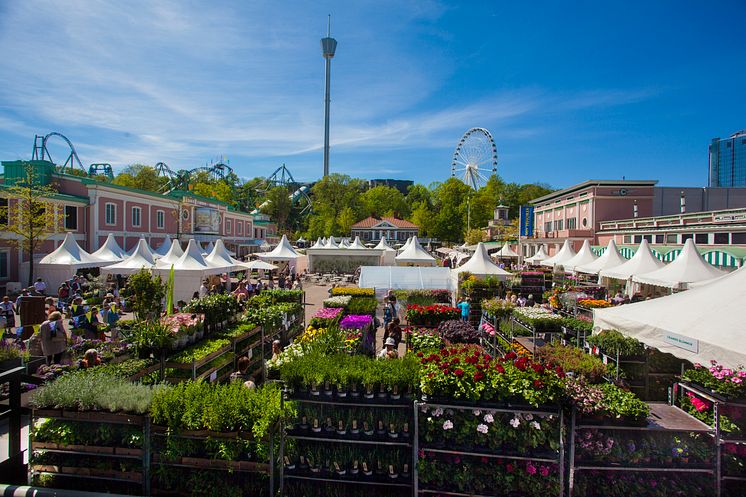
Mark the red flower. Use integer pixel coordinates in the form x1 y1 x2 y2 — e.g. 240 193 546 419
495 364 505 374
454 369 465 378
505 351 517 360
443 369 450 375
474 371 485 382
533 380 543 389
506 463 514 473
514 357 528 371
531 363 545 374
416 352 423 358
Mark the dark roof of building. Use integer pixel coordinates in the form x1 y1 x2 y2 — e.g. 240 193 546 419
530 179 658 205
351 216 419 229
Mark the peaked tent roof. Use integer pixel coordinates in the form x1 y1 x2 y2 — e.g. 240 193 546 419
632 239 726 288
91 234 125 263
204 239 243 271
562 240 599 271
575 239 627 275
204 241 215 253
39 233 108 268
395 236 436 265
494 243 520 258
152 238 173 258
101 238 157 275
310 237 324 249
525 246 549 264
349 236 367 249
156 239 185 266
374 237 396 252
241 259 278 271
340 239 351 248
258 235 299 260
161 239 222 273
453 242 511 279
594 264 746 369
540 240 577 267
599 239 665 280
324 237 339 249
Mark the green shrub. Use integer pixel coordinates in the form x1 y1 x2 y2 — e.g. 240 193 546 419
537 344 610 383
587 330 645 357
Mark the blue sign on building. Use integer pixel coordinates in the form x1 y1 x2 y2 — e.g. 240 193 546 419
519 205 534 237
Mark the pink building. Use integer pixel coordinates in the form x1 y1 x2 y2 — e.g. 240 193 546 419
0 160 273 290
525 180 657 257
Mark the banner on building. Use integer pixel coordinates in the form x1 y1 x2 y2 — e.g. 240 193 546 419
519 205 534 237
194 207 221 233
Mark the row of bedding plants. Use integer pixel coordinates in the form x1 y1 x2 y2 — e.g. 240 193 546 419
405 303 460 326
392 289 451 306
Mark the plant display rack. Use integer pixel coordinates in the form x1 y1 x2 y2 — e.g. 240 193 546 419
30 408 150 495
414 400 565 497
509 316 563 357
477 310 510 357
673 382 746 497
281 389 414 496
568 403 718 497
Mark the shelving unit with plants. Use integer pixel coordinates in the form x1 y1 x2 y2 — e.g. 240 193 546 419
415 401 564 497
509 307 564 356
30 415 146 494
568 403 718 497
477 298 515 357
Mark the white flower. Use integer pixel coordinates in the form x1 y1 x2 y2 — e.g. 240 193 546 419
474 410 482 416
510 417 520 428
530 421 541 430
476 424 489 434
442 420 454 430
433 408 443 417
484 414 494 424
524 413 533 421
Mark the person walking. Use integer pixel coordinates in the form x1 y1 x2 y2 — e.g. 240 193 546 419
383 317 402 348
40 311 67 365
457 297 471 323
0 296 16 337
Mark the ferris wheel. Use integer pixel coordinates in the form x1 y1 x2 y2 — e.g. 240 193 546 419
451 127 498 189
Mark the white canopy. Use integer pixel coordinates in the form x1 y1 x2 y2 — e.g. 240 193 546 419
101 239 157 275
494 243 519 258
310 237 324 249
540 240 577 267
339 238 350 248
154 239 226 304
204 239 244 272
575 240 627 275
632 239 726 289
258 234 300 260
241 259 278 271
561 240 599 271
203 241 215 254
91 234 125 263
600 239 665 280
525 246 548 264
398 237 413 253
395 236 436 266
374 237 396 252
348 236 367 250
359 266 455 292
156 239 185 266
324 237 340 249
594 264 746 369
39 233 104 268
453 242 511 280
152 238 173 258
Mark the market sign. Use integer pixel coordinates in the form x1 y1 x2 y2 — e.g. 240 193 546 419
662 331 698 353
519 205 534 237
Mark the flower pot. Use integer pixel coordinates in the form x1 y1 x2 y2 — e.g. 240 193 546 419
350 383 361 399
323 381 333 397
364 384 375 401
390 385 401 401
336 383 347 399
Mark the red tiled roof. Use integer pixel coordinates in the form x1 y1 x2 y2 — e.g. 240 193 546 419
351 216 419 229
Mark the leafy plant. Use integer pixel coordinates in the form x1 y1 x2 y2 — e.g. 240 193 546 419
129 320 175 354
436 319 480 344
480 298 515 319
537 344 610 383
346 296 378 315
682 361 746 398
587 330 645 357
330 287 375 297
126 268 166 321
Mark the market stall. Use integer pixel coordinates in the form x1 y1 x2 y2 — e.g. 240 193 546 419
395 236 436 267
152 238 173 258
632 239 726 290
100 239 157 276
452 242 511 280
91 233 125 264
540 240 577 268
359 266 455 293
37 233 112 292
155 239 228 304
374 237 397 265
493 242 519 259
599 239 665 295
525 245 549 265
574 239 627 275
561 240 598 272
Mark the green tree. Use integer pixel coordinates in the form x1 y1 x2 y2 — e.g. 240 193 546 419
337 206 357 234
464 228 486 245
112 164 169 192
307 174 365 236
125 269 166 321
261 186 293 232
359 185 409 218
405 183 433 211
410 203 433 237
0 163 59 287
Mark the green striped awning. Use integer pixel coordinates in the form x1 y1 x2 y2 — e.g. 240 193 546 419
591 246 606 256
703 250 743 268
661 249 681 262
619 247 636 259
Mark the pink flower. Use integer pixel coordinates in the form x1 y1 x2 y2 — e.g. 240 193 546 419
526 462 537 475
731 377 743 384
442 420 454 430
477 424 489 434
539 465 550 477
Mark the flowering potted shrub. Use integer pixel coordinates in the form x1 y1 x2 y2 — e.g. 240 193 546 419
577 298 611 309
407 327 443 352
681 360 746 401
406 304 460 326
480 298 515 319
512 307 564 332
309 307 343 328
564 377 650 425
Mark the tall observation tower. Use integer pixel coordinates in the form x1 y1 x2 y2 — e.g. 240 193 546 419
321 15 337 177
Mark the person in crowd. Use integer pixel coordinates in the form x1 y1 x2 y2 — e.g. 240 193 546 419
517 294 527 307
457 297 471 322
378 337 399 359
509 294 518 305
81 306 104 340
40 311 67 365
278 277 286 289
271 340 283 361
526 294 536 308
267 278 275 290
1 295 16 336
230 356 257 389
34 278 47 295
57 282 71 305
199 280 209 298
68 297 86 318
383 297 394 330
232 281 249 302
15 289 30 311
255 279 264 294
69 275 81 295
45 297 59 317
78 349 101 369
293 278 302 291
384 317 402 348
209 284 218 295
612 291 625 305
192 291 199 300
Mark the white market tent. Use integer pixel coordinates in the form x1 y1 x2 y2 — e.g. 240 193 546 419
152 239 173 258
203 241 215 254
594 264 746 369
241 260 278 271
156 239 185 266
91 234 125 263
38 233 111 292
310 237 324 249
561 240 599 271
348 236 367 250
632 239 726 289
101 239 157 276
359 266 455 293
453 242 511 280
540 240 577 268
395 236 436 266
374 237 397 266
494 243 519 258
525 246 549 264
599 239 665 281
155 239 227 304
324 237 340 249
398 237 413 253
339 239 351 248
575 239 627 275
258 235 300 261
204 239 244 272
124 238 156 259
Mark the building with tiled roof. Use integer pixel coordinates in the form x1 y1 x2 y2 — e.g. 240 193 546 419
350 216 419 243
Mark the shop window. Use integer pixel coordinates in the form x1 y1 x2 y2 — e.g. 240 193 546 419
226 220 232 234
622 235 632 244
681 233 693 243
731 232 746 244
567 218 577 230
713 233 729 244
105 203 116 225
132 207 141 227
654 234 664 244
642 235 652 243
157 210 165 229
65 205 77 230
633 235 642 243
666 234 678 244
695 233 709 244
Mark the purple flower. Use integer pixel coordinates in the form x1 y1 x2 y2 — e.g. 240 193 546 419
313 307 343 320
340 314 373 330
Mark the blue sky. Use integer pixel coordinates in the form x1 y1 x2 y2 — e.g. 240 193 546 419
0 1 744 188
